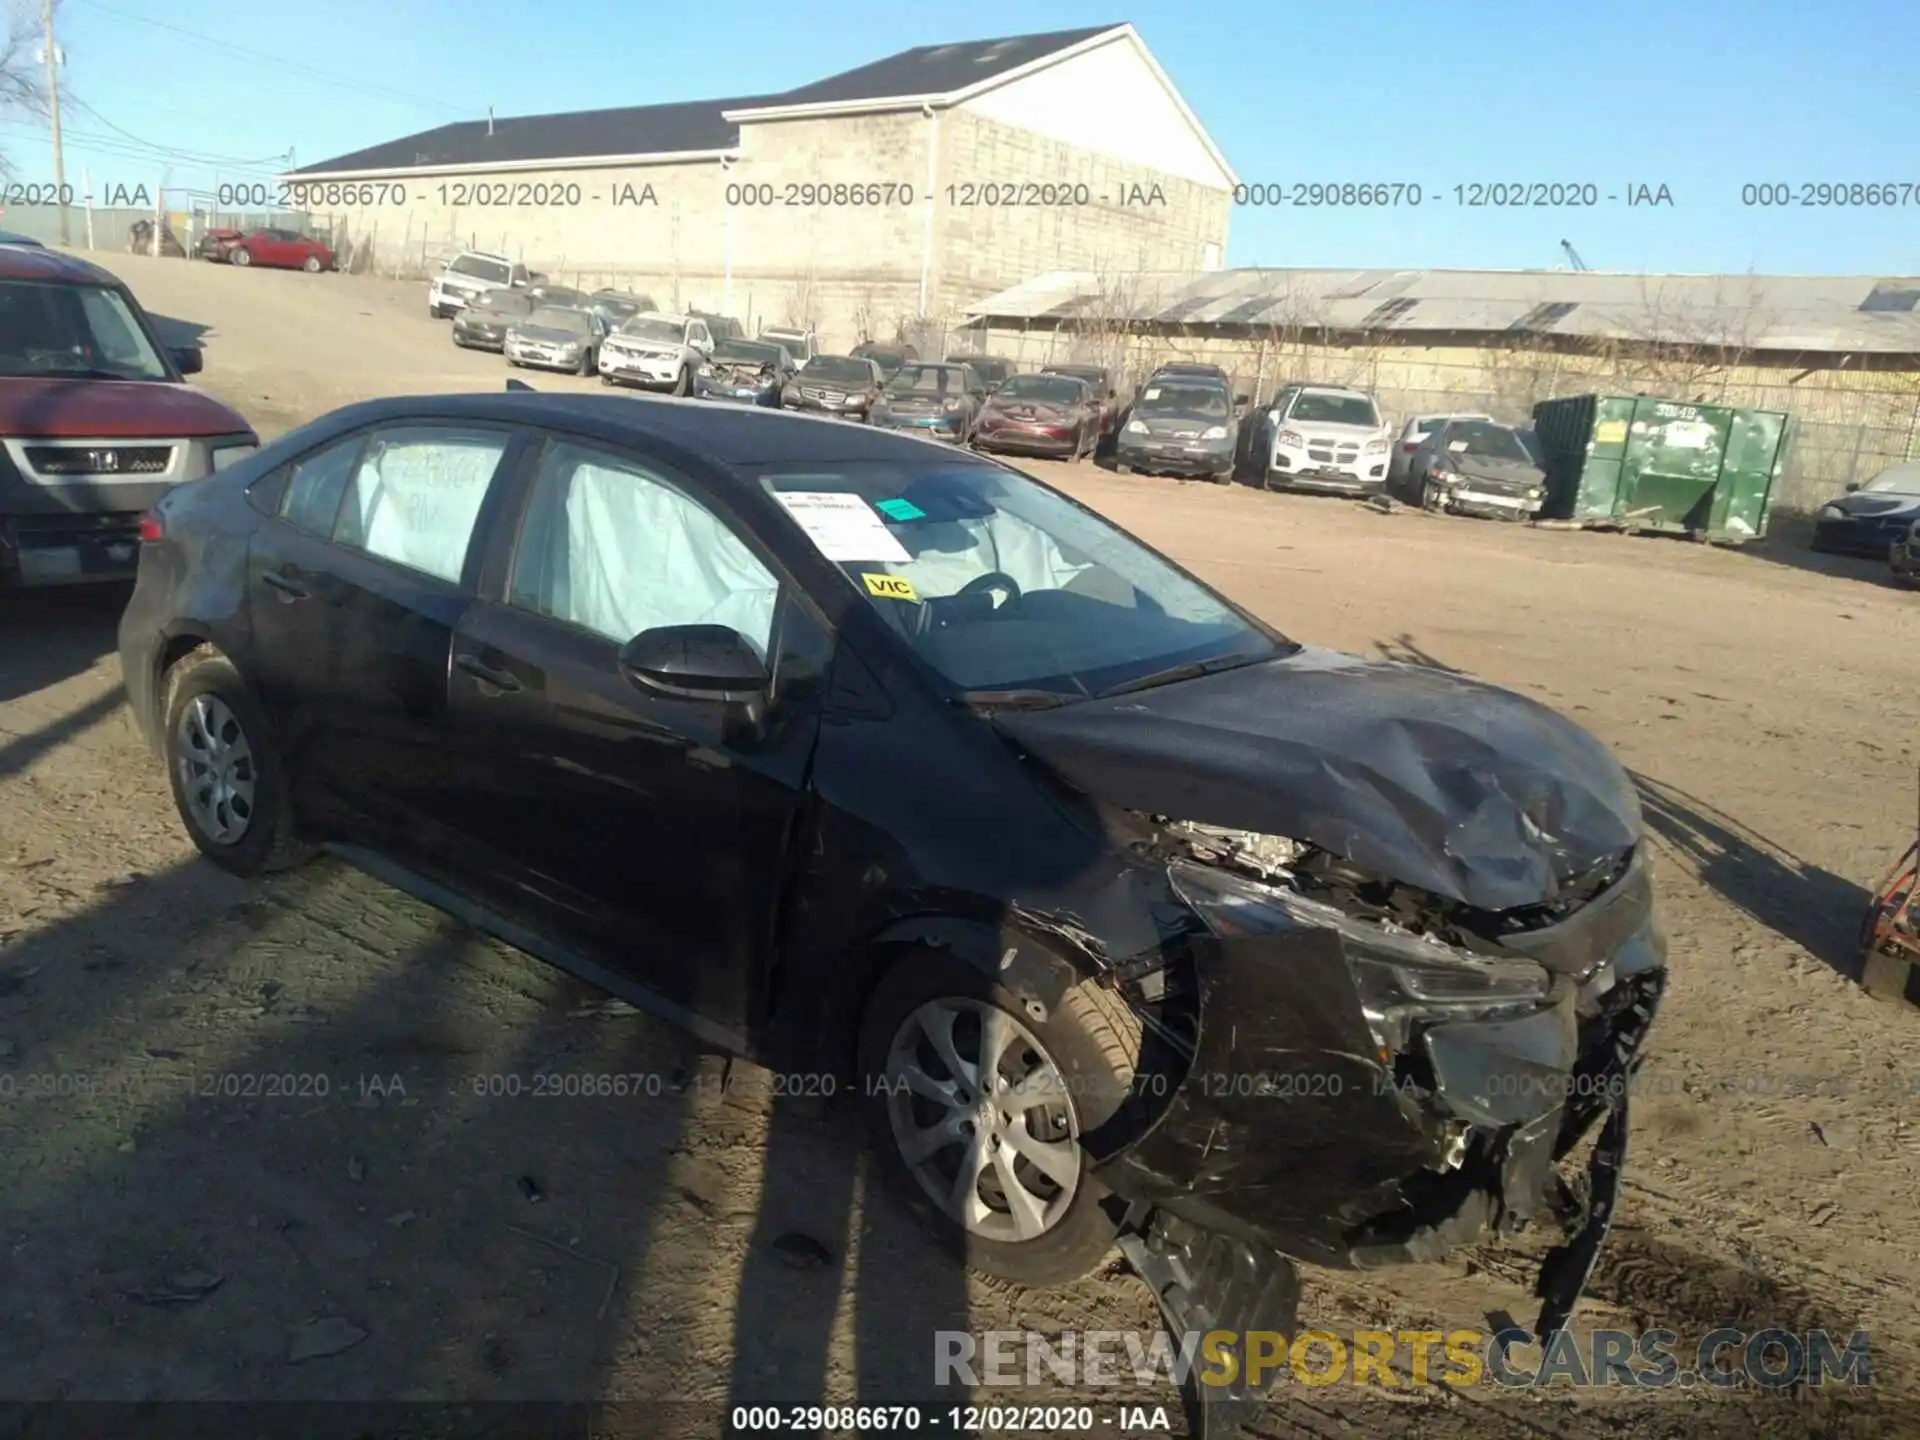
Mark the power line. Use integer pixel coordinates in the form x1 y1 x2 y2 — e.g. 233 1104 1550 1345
0 121 288 176
65 98 290 166
68 0 479 118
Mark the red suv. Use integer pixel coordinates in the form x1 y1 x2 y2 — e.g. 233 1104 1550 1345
0 247 257 589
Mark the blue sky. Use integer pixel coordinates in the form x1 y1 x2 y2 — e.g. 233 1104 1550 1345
5 0 1914 275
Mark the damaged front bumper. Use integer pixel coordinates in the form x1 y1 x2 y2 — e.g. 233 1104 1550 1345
1094 845 1664 1371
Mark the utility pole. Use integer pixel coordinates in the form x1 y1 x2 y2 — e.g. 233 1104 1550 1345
41 0 68 244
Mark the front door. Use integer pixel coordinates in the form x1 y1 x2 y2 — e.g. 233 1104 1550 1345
441 436 830 1033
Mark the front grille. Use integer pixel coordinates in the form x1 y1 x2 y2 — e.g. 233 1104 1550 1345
24 445 174 477
801 386 846 403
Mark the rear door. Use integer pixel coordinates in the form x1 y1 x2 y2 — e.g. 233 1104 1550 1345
438 435 833 1033
244 421 522 851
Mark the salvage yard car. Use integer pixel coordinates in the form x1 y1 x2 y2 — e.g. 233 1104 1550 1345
868 362 985 443
1811 461 1920 558
118 391 1665 1419
429 250 530 319
696 338 796 407
222 227 336 273
504 306 606 376
850 342 915 383
1041 364 1118 437
1116 375 1237 482
1 246 256 589
1407 418 1548 520
1388 410 1493 496
450 288 533 353
971 371 1101 460
598 311 714 395
1259 385 1391 496
784 354 884 421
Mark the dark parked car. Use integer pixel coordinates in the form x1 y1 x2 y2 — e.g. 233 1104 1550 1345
1405 419 1548 520
868 362 984 443
1041 364 1118 435
1890 518 1920 587
850 342 916 383
696 338 796 407
0 229 44 248
119 392 1664 1407
691 310 745 342
1116 377 1237 482
1811 462 1920 557
526 283 592 311
948 354 1013 392
223 227 335 273
784 354 884 420
195 227 245 262
451 288 534 353
972 372 1101 460
504 306 606 375
1 246 255 589
588 291 655 333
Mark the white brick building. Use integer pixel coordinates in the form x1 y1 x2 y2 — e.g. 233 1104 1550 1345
282 24 1235 351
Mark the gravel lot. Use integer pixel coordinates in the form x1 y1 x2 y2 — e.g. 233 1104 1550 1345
2 252 1917 1437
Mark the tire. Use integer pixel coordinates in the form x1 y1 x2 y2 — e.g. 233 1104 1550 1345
430 304 446 319
578 348 595 377
1420 478 1444 513
231 247 252 267
1211 469 1232 485
160 646 313 877
858 946 1143 1286
302 255 322 273
600 372 614 386
672 365 692 397
1115 463 1132 475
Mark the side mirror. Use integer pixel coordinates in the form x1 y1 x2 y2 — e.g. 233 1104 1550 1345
618 624 768 702
1844 482 1861 493
172 345 203 375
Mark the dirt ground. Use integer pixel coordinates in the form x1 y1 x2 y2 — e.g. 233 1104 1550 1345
2 251 1918 1438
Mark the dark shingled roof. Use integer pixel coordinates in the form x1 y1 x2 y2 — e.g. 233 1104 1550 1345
294 24 1122 177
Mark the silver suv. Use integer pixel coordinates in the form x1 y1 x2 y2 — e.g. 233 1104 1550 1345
428 251 530 319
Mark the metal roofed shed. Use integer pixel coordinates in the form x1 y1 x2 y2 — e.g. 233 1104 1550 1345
1531 394 1793 543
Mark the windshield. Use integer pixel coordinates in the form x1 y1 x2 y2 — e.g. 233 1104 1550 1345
473 290 531 314
620 317 687 343
997 375 1086 405
0 279 173 381
858 350 907 370
1046 367 1104 388
1441 421 1534 463
1137 384 1229 419
888 365 967 395
527 307 592 334
801 357 873 385
449 256 511 283
1863 464 1920 496
759 462 1282 696
714 339 780 364
1288 392 1382 427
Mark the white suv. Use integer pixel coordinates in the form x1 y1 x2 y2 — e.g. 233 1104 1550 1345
428 251 530 319
1260 385 1392 495
598 311 714 395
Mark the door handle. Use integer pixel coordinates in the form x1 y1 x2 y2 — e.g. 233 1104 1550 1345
261 569 308 600
456 652 523 693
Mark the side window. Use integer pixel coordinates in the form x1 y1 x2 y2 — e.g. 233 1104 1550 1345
330 426 509 584
280 435 364 535
75 289 148 370
508 441 779 656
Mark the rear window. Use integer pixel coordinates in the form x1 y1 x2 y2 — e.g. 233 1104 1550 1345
1442 421 1534 463
888 365 968 395
0 278 171 381
999 374 1087 404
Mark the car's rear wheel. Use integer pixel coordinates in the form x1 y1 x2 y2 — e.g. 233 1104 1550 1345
231 247 252 267
578 348 595 376
672 366 692 397
161 647 312 877
302 254 322 273
859 947 1142 1286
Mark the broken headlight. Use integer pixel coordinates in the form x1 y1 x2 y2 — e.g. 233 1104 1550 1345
1167 860 1553 1060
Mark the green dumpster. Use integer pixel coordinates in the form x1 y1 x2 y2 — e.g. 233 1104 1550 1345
1531 393 1792 542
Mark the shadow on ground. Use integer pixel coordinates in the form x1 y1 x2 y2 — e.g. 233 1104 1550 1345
1632 771 1870 979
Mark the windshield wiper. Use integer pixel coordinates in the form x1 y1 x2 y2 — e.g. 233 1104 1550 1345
25 367 141 382
1096 652 1268 699
955 688 1080 711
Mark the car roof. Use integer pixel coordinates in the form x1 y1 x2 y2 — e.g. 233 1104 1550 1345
315 391 1001 468
629 310 691 324
0 245 125 284
1298 385 1373 397
452 250 514 263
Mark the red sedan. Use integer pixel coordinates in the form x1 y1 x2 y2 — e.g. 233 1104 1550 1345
224 227 335 273
970 371 1102 460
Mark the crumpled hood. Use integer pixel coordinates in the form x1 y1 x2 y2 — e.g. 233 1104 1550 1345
995 646 1641 911
0 378 250 439
1827 491 1920 517
1447 454 1544 489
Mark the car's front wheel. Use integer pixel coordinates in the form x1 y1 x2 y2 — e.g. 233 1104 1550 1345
859 947 1142 1286
161 646 312 876
672 366 692 397
1420 478 1445 512
230 247 252 267
303 254 322 273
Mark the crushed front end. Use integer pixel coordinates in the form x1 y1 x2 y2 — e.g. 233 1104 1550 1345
1090 817 1665 1353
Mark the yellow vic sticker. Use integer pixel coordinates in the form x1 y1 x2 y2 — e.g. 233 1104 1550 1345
862 572 919 601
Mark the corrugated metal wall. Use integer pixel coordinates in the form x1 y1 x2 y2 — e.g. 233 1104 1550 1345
958 322 1920 512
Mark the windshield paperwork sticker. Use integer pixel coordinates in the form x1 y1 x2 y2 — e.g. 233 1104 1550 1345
774 491 911 563
861 572 919 601
1143 387 1162 400
1448 439 1470 451
874 497 926 521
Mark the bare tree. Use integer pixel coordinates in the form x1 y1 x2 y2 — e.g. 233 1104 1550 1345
1597 276 1776 400
781 264 820 332
849 287 879 345
0 0 51 181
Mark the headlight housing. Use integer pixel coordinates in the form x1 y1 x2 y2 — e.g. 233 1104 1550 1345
1126 418 1149 435
1168 860 1553 1060
210 442 258 472
944 398 963 412
1275 428 1304 448
1816 504 1842 518
1364 437 1389 454
1201 425 1229 440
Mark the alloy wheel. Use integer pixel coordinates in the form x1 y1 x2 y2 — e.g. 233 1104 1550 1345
174 694 257 845
882 998 1081 1243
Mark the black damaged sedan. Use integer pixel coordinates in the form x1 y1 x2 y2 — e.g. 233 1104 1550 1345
119 392 1663 1409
